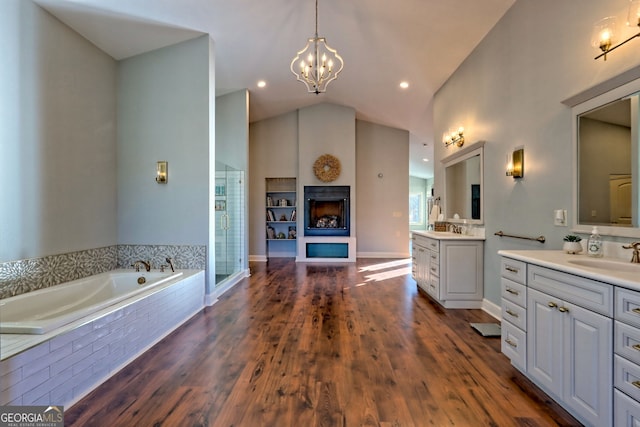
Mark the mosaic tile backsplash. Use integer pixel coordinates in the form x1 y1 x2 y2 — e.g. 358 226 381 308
0 244 206 299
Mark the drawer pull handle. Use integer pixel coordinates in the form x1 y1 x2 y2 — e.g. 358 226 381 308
558 306 569 313
430 267 437 272
633 344 640 351
504 338 517 348
633 381 640 389
506 309 518 318
431 255 437 260
505 288 519 296
548 302 558 308
632 308 640 315
505 266 519 273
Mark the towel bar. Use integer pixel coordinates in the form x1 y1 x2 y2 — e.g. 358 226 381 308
494 230 545 243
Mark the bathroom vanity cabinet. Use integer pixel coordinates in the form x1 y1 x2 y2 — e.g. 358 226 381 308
498 250 640 427
412 231 484 308
613 287 640 425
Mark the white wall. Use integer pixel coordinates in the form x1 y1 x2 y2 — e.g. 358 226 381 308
248 111 299 258
0 0 117 262
248 105 410 259
356 120 410 257
215 90 249 274
433 0 640 304
117 36 211 247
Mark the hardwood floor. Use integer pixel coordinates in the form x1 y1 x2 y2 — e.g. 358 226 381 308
65 258 581 426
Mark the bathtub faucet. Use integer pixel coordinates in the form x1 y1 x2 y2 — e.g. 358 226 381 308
132 260 151 272
165 257 175 272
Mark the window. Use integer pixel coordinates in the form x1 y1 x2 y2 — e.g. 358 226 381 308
409 193 424 225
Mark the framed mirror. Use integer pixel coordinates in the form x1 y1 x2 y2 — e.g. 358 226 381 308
442 141 485 224
568 72 640 238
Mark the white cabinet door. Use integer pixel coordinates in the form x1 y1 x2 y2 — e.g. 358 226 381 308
527 288 563 397
439 241 483 301
563 300 612 427
528 288 613 427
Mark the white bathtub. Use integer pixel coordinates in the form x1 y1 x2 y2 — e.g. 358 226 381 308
0 269 183 334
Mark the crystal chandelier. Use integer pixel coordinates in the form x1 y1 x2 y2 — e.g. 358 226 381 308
290 0 344 94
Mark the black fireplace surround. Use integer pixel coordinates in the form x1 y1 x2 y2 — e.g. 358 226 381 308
304 186 350 236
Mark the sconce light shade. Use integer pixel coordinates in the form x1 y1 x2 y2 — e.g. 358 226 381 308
156 161 168 184
506 148 524 179
629 0 640 27
592 16 618 54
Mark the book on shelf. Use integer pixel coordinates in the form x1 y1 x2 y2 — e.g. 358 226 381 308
267 209 275 222
290 209 296 222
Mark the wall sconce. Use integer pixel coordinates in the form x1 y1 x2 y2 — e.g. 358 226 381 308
594 2 640 60
156 161 168 184
443 127 464 147
506 148 524 179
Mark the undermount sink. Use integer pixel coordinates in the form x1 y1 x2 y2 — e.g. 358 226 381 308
567 258 640 273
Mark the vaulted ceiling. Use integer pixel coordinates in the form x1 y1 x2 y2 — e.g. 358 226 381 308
35 0 515 178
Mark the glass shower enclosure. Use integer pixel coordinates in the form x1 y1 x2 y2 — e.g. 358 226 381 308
214 162 245 285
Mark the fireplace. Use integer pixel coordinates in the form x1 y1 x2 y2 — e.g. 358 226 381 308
304 186 350 236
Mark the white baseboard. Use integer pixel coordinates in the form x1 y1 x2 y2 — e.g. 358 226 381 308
249 255 267 262
482 298 502 321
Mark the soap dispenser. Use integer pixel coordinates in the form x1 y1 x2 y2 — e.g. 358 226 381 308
587 226 603 258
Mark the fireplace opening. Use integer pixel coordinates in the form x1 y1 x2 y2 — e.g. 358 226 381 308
304 186 350 236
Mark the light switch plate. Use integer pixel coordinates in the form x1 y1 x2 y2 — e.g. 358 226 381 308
554 209 567 226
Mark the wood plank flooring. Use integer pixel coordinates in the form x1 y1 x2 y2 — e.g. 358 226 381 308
65 258 581 426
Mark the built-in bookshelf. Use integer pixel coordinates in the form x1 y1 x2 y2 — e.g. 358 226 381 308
266 177 297 258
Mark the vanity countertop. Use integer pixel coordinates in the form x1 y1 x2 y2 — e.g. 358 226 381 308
498 250 640 291
412 230 485 241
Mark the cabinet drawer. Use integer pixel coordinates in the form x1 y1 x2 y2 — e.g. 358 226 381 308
425 238 439 252
501 257 527 285
614 388 640 427
428 255 440 277
502 298 526 331
616 287 640 329
616 321 640 365
427 275 439 299
501 278 526 307
501 320 526 371
528 265 613 317
615 354 640 403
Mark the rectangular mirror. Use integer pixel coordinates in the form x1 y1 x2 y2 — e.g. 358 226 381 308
578 95 637 228
442 141 485 224
568 71 640 238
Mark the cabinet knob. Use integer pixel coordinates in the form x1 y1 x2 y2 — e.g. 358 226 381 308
548 302 558 308
632 308 640 315
632 344 640 352
558 306 569 313
633 380 640 389
506 309 518 318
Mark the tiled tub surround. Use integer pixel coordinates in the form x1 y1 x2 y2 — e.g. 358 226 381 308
0 244 206 299
0 270 205 408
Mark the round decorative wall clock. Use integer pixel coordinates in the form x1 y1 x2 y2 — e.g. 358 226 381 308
313 154 341 182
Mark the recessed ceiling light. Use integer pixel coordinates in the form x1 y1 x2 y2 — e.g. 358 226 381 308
422 158 429 162
399 81 409 89
257 80 266 88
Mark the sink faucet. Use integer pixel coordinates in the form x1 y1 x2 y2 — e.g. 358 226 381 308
622 242 640 263
132 260 151 272
165 257 175 272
